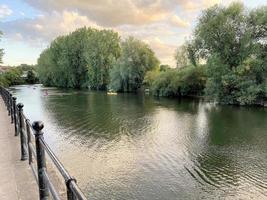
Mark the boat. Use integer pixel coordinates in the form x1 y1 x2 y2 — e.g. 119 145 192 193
107 90 117 95
107 91 117 95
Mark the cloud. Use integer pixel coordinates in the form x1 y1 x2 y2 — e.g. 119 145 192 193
169 15 190 28
0 11 99 46
143 37 178 66
24 0 167 26
0 5 13 18
24 0 207 27
2 0 243 66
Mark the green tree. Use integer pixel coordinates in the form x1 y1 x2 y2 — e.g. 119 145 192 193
26 70 38 84
109 37 159 92
159 64 171 72
86 29 121 90
37 27 120 89
174 45 189 68
0 67 24 86
150 65 206 97
194 2 267 105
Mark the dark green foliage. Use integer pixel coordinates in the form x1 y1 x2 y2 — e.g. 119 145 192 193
0 67 24 86
26 70 38 84
151 65 206 97
18 64 35 71
37 27 120 89
194 3 267 105
160 65 171 72
109 37 159 92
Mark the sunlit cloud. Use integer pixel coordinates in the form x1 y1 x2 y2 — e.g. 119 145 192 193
169 15 190 28
0 0 264 66
0 11 99 46
0 5 13 19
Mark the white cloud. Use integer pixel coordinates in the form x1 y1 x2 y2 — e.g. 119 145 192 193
143 37 178 66
169 15 190 28
0 5 12 18
1 0 246 66
0 11 100 46
25 0 220 27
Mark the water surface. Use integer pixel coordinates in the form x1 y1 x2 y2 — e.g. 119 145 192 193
10 85 267 200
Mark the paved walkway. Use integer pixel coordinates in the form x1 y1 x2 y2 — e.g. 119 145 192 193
0 98 38 200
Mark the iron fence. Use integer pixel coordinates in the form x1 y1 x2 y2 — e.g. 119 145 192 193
0 86 87 200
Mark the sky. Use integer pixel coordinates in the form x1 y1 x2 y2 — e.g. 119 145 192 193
0 0 266 67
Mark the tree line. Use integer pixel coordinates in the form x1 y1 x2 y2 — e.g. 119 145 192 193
0 64 38 86
146 2 266 106
37 27 159 92
2 2 266 106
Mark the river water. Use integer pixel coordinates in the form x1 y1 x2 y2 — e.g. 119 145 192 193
9 84 267 200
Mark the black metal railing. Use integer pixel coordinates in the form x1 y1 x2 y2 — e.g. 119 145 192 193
0 86 87 200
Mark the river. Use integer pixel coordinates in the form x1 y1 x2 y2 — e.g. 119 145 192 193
9 84 267 200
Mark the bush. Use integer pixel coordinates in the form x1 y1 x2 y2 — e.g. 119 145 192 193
205 55 266 105
150 65 206 97
0 68 24 87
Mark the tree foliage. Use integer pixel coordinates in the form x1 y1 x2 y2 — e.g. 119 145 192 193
109 37 159 92
0 64 38 86
37 27 120 89
174 45 190 68
194 2 267 105
150 65 206 97
26 70 38 84
0 68 24 86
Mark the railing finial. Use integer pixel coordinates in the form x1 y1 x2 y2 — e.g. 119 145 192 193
32 121 44 133
17 103 24 109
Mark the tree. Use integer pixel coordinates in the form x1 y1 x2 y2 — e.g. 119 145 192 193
159 64 171 72
150 65 206 97
37 27 120 89
0 67 24 86
109 37 159 92
86 29 121 90
26 70 38 84
174 45 190 68
194 3 267 105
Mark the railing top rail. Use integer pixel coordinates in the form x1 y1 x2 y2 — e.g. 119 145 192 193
39 127 87 200
39 137 71 181
69 181 87 200
25 118 35 137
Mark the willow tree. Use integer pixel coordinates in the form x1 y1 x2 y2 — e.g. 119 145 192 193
37 27 120 89
86 29 121 90
109 37 159 92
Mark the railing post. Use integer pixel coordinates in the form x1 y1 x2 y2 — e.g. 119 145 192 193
32 121 49 200
18 103 27 160
7 91 11 116
13 97 18 136
10 94 14 123
66 178 77 200
26 119 33 165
